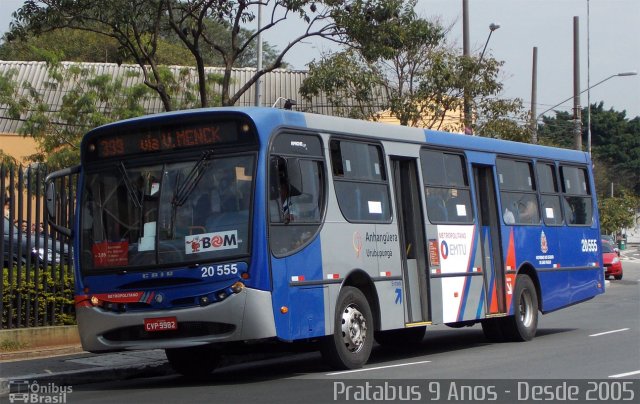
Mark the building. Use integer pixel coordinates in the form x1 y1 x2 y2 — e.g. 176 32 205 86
1 60 464 163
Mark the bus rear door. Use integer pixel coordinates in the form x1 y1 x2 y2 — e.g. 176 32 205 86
472 164 507 315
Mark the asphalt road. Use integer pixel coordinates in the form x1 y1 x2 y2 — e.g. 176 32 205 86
50 260 639 404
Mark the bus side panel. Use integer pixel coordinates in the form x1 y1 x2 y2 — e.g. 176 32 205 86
320 222 405 334
427 224 485 323
270 236 325 341
509 224 602 313
569 268 604 303
560 225 604 305
509 226 567 313
534 271 570 313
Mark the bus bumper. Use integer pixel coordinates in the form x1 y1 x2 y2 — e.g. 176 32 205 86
75 287 276 352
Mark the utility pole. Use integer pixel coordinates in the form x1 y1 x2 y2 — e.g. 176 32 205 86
573 16 582 151
530 47 538 144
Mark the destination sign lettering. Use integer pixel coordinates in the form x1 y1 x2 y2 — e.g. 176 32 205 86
88 120 253 159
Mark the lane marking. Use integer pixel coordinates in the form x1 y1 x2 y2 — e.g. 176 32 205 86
589 328 630 337
609 370 640 378
326 360 432 376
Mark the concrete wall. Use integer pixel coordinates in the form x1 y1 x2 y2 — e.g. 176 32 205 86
0 326 79 349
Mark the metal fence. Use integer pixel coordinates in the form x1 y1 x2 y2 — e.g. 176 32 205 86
1 164 77 329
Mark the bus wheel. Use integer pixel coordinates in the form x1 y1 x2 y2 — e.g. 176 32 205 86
375 326 426 346
165 345 220 378
502 275 538 341
321 286 373 370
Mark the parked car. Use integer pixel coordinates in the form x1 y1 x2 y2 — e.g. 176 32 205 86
602 241 623 280
601 234 620 256
2 217 69 266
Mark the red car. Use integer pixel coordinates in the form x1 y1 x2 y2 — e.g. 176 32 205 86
602 241 623 280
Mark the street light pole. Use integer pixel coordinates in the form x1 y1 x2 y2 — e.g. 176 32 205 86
478 23 500 65
532 71 637 147
462 17 500 135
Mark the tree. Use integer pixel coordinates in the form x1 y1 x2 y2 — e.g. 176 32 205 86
0 28 125 63
300 0 527 138
10 0 352 109
538 103 640 194
1 23 285 68
0 60 152 169
598 190 639 236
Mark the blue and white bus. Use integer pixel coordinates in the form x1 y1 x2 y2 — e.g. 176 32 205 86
46 107 604 375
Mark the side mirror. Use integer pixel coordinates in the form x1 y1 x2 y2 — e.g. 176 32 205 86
44 165 80 238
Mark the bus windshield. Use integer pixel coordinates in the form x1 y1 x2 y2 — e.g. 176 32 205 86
80 154 255 271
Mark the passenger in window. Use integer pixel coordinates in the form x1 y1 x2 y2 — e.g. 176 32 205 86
427 188 448 222
270 165 295 223
503 206 516 224
446 188 464 219
518 199 539 224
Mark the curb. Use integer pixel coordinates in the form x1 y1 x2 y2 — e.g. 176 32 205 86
0 345 85 362
0 361 174 397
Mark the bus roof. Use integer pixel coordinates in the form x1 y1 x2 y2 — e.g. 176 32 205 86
83 107 589 165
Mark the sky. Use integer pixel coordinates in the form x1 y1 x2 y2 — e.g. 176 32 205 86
1 0 639 119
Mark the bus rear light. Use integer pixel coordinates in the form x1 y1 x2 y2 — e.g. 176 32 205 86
231 282 245 294
241 272 250 280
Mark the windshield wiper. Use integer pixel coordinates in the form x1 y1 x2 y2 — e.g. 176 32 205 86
118 162 142 209
172 150 214 207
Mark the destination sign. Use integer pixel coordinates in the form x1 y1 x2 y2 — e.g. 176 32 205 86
86 120 255 160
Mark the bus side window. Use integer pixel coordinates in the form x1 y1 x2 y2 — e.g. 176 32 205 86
536 162 563 226
330 139 391 223
420 150 472 224
560 165 593 226
269 151 326 257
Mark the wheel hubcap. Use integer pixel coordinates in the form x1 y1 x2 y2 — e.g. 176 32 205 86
340 305 367 353
519 290 533 327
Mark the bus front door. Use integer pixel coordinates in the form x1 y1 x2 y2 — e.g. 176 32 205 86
392 158 430 324
472 165 506 315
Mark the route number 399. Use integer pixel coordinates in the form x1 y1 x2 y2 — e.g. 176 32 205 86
201 264 238 277
581 239 598 252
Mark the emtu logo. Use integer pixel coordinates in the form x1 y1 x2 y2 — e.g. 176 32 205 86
440 240 449 259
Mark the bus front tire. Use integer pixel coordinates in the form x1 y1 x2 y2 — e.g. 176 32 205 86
501 275 538 341
321 286 373 370
165 345 220 378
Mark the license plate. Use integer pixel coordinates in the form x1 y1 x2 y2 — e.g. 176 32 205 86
144 316 177 332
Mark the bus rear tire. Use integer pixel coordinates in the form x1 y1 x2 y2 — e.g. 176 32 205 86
321 286 373 370
375 326 426 346
501 274 538 341
165 345 220 378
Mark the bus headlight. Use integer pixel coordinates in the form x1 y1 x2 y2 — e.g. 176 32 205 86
231 282 245 294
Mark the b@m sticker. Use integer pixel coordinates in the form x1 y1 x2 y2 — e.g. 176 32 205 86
185 230 238 254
